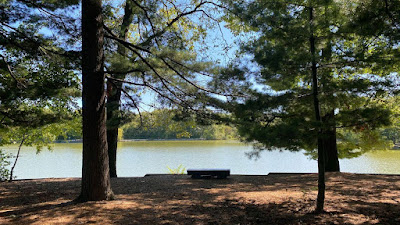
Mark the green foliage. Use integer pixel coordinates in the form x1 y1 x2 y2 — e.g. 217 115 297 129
381 127 400 146
1 0 80 129
378 96 400 147
123 109 238 140
55 116 82 141
337 129 393 158
102 0 224 119
215 0 398 158
348 0 400 43
304 129 394 160
167 164 186 175
0 149 12 181
0 115 81 180
0 0 81 146
118 128 123 141
0 116 81 152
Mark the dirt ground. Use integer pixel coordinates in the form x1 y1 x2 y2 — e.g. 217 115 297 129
1 172 400 224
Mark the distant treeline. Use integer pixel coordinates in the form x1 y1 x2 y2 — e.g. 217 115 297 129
122 109 238 140
55 109 400 145
56 109 239 141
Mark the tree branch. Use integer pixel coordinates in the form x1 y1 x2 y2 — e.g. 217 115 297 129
0 54 27 89
107 77 144 126
139 0 209 47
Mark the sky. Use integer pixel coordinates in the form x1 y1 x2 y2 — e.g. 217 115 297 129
5 1 249 112
110 1 242 112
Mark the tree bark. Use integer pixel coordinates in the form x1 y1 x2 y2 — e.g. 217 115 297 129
309 6 326 213
322 110 340 172
106 1 135 178
78 0 114 201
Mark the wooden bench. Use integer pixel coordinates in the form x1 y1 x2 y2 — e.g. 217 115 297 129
187 169 230 179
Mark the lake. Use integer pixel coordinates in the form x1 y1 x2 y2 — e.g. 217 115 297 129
2 140 400 179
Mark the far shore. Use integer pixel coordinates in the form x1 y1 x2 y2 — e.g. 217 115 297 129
54 138 240 143
52 139 400 151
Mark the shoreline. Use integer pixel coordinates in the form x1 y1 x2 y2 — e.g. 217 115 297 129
6 171 400 182
54 138 240 143
51 139 400 151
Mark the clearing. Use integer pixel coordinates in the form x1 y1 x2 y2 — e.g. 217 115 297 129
1 173 400 224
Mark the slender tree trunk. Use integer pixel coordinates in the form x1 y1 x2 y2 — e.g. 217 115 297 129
9 135 26 182
78 0 114 202
106 1 135 178
107 85 122 178
309 6 326 213
322 111 340 172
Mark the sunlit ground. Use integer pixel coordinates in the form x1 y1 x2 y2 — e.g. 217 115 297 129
1 173 400 224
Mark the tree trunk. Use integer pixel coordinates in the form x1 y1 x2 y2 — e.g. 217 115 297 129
322 110 340 172
107 128 118 178
9 135 26 182
106 83 122 178
309 6 326 213
106 1 135 178
321 3 340 173
316 134 326 213
78 0 114 202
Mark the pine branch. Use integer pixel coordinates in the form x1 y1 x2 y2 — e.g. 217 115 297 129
105 67 143 75
18 0 72 34
384 0 398 26
130 0 158 44
106 75 146 87
0 54 27 89
139 0 209 47
107 77 144 127
0 21 80 60
105 24 244 98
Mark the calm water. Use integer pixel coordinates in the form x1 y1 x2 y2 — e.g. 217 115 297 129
2 140 400 179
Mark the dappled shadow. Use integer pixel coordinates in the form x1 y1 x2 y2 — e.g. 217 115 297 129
0 178 80 210
1 173 400 224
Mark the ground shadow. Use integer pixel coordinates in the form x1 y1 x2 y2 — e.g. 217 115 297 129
1 173 400 224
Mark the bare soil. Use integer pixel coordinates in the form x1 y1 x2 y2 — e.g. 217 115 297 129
1 173 400 224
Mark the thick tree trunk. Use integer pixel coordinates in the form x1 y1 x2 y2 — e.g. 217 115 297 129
309 6 326 213
106 1 135 178
322 111 340 172
78 0 114 202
